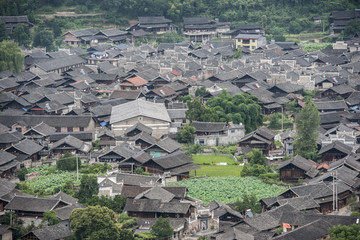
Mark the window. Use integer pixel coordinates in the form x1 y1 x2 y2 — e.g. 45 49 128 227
16 127 22 132
71 41 74 45
80 127 84 131
252 39 256 43
242 39 250 44
67 127 73 132
252 46 255 49
199 139 205 145
55 127 61 132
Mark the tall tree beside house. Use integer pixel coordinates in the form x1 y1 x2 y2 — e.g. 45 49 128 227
0 22 7 41
11 24 31 47
57 152 81 171
186 98 219 122
0 40 24 73
151 217 173 240
70 206 134 240
293 101 320 160
41 210 60 226
234 194 261 215
33 28 56 52
176 123 196 143
77 175 99 203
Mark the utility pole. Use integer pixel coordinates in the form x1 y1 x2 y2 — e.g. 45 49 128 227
332 171 335 212
335 170 338 212
76 155 79 182
281 107 284 131
246 177 248 197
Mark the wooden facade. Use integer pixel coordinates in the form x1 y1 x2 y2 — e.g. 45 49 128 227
279 164 306 183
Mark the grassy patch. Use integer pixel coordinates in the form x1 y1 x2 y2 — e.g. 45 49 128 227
192 155 235 164
191 165 243 177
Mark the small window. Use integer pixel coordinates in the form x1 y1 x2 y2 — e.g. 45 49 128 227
71 41 74 45
67 127 73 132
252 46 255 49
138 117 143 121
80 127 84 131
55 127 61 132
16 127 22 132
252 39 255 42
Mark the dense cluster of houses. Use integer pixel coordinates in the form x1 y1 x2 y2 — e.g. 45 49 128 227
1 9 360 239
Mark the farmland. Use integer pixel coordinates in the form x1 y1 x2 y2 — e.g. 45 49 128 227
191 154 243 177
17 165 81 197
168 177 284 204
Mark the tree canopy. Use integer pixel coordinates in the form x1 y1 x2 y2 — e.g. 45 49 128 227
293 101 320 160
57 152 81 171
234 194 261 215
77 175 99 203
70 206 134 240
329 224 360 240
151 217 173 240
0 41 24 73
186 90 263 133
176 123 196 144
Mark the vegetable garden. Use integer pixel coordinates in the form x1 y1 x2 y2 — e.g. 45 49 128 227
168 176 284 205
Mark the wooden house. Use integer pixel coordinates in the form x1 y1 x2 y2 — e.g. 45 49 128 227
277 155 319 183
238 127 276 155
318 141 353 162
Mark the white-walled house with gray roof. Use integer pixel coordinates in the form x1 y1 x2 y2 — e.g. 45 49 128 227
110 99 171 138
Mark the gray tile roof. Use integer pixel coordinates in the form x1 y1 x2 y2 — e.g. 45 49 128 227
30 221 73 240
7 139 43 156
35 56 86 72
5 195 61 212
50 135 91 153
110 99 171 124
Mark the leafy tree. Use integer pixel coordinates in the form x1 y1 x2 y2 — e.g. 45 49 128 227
17 167 28 181
80 163 111 174
86 195 127 213
0 22 7 41
248 149 266 166
232 48 243 59
134 167 145 175
61 181 75 196
0 41 24 73
41 210 60 226
186 98 219 122
11 24 31 47
151 217 173 240
241 164 267 177
176 123 196 144
33 28 56 52
57 152 81 171
70 206 134 240
293 101 320 160
195 87 209 98
343 19 360 38
177 95 192 102
77 175 99 203
234 194 261 215
329 224 360 240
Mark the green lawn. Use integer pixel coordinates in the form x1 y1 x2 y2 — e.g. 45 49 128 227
192 155 235 164
191 165 243 177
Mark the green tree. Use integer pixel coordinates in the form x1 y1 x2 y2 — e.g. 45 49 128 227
70 206 134 240
17 167 28 181
176 123 196 143
329 224 360 240
151 217 173 240
195 87 209 98
186 98 219 122
61 181 75 196
0 22 7 41
33 28 56 52
234 194 261 215
77 175 99 203
293 101 320 160
232 48 243 59
11 24 31 47
41 210 60 226
134 167 145 175
248 148 266 166
0 40 24 73
57 152 81 171
343 19 360 38
86 195 126 213
241 164 267 177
